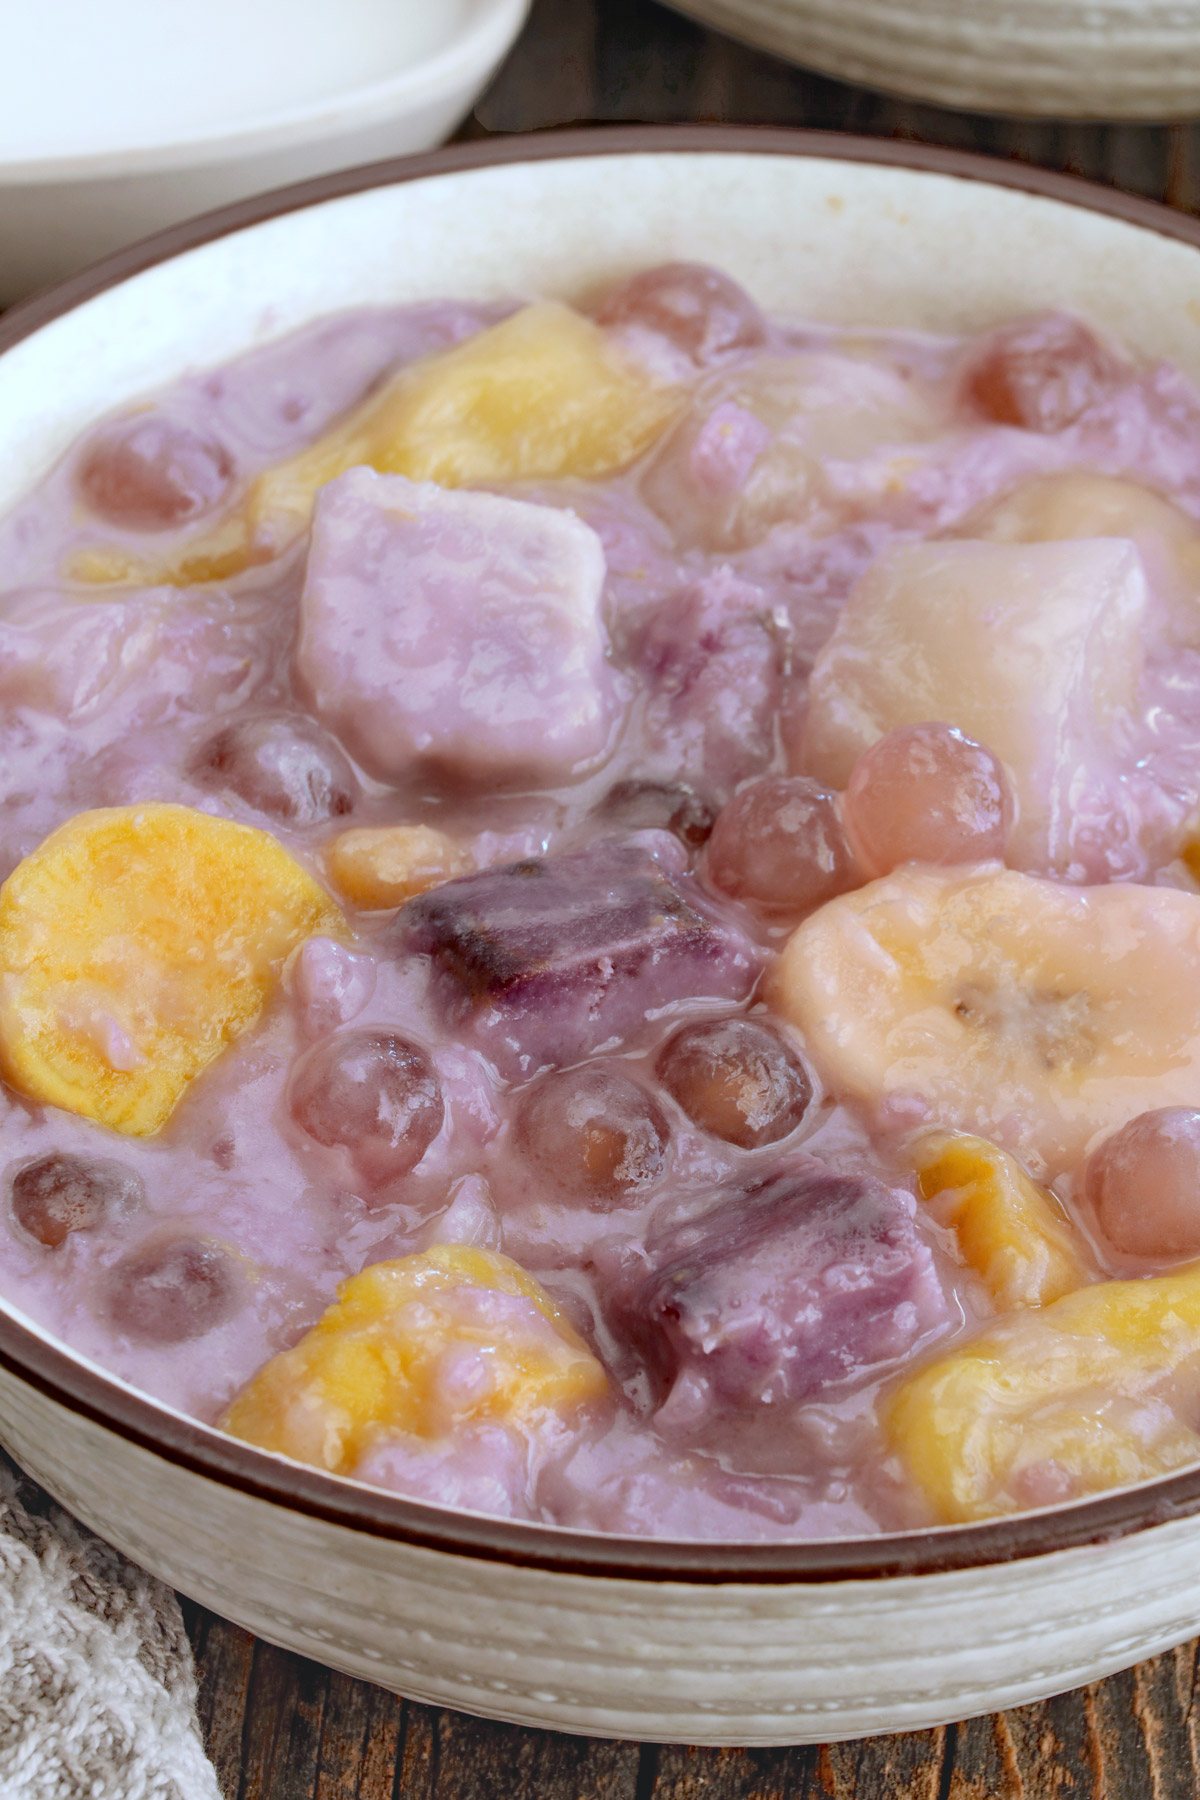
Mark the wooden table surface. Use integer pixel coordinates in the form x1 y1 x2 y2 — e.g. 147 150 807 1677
184 3 1200 1793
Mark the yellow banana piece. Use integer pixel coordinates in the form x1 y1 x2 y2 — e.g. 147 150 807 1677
223 1246 608 1474
889 1267 1200 1521
914 1132 1086 1310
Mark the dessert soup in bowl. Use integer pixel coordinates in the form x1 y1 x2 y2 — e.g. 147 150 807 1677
6 130 1200 1741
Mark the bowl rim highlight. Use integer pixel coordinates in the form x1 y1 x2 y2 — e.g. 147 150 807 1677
4 122 1200 1584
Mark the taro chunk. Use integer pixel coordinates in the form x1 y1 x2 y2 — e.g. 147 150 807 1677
630 570 781 803
625 1156 949 1411
400 842 762 1078
297 469 622 785
802 538 1148 875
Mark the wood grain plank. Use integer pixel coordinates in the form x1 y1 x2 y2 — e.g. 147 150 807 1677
393 1702 437 1800
941 1714 1024 1800
1167 126 1200 214
236 1641 330 1800
998 1687 1104 1800
183 1602 255 1800
683 29 740 125
714 35 835 128
1132 1644 1200 1800
1100 125 1173 201
416 1706 640 1800
1089 1673 1138 1800
475 0 598 133
1180 1640 1200 1798
593 0 713 124
311 1672 405 1800
819 1727 945 1800
642 1743 825 1799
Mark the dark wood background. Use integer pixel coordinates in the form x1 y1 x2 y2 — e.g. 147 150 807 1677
185 1 1200 1792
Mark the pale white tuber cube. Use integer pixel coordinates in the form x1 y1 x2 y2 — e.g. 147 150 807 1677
802 536 1148 873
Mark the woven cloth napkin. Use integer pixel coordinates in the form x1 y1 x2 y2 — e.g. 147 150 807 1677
0 1451 222 1800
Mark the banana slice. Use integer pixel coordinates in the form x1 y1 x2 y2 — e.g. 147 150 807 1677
914 1133 1086 1309
889 1266 1200 1521
772 865 1200 1177
222 1246 608 1474
0 804 342 1135
69 304 682 589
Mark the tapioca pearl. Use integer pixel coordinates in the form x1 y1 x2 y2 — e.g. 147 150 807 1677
595 263 768 366
290 1029 444 1185
1087 1108 1200 1258
843 723 1014 875
107 1237 241 1343
77 417 235 530
287 937 376 1039
8 1152 144 1249
705 775 857 915
961 314 1125 432
656 1018 814 1150
191 714 359 825
514 1066 670 1208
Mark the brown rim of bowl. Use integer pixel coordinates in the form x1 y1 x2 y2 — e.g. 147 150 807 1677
5 123 1200 1583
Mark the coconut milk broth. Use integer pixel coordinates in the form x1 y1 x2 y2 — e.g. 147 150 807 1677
3 273 1200 1538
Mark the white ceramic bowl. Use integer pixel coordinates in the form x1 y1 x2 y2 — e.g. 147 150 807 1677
0 0 529 307
6 129 1200 1745
665 0 1200 118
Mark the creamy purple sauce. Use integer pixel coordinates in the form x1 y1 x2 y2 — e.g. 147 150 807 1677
6 270 1200 1539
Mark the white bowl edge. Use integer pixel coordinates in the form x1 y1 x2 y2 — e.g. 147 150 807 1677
3 149 1200 505
4 1363 1200 1744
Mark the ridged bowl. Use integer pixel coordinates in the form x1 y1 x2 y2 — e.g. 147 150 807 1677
666 0 1200 118
5 128 1200 1744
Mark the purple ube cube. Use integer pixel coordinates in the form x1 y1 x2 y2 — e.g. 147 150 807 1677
296 468 623 785
400 841 762 1079
626 1155 949 1410
630 567 781 803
